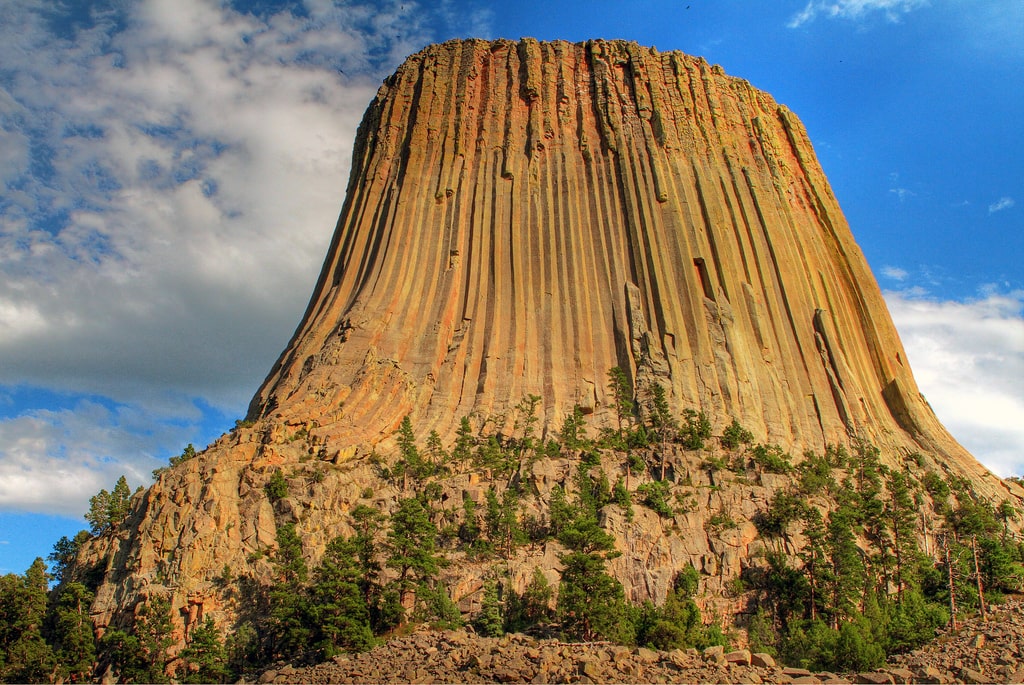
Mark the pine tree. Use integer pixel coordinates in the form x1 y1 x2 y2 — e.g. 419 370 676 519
49 582 97 682
349 504 384 608
607 366 635 436
513 394 542 459
556 552 633 643
485 487 522 559
644 381 676 481
85 488 113 535
558 405 588 453
97 628 148 684
451 416 476 466
47 530 91 586
135 595 174 683
798 507 830 623
505 568 554 633
268 523 311 659
310 536 375 655
472 579 505 637
0 559 55 682
825 506 864 627
885 471 920 598
385 496 442 618
178 617 231 683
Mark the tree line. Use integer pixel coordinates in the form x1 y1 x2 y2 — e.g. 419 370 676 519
2 368 1021 681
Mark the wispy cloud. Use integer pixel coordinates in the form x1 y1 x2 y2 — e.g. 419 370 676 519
988 196 1015 214
885 286 1024 478
788 0 927 27
881 265 908 281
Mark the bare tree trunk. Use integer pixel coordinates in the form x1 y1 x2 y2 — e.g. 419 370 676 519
972 535 987 619
945 536 957 630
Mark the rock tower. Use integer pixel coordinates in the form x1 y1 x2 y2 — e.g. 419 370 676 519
76 39 1019 640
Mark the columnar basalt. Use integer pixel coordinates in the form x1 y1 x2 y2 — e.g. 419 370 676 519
250 38 982 472
75 38 1020 644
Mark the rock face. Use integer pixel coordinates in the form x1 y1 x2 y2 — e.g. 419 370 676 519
250 39 942 459
73 39 1021 644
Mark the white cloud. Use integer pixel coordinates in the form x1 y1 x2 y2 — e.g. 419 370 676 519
988 196 1015 214
881 265 908 281
0 0 436 407
885 287 1024 478
0 0 491 517
789 0 927 27
0 400 181 515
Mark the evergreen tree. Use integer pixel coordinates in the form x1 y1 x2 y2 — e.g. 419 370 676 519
268 523 311 659
680 409 711 451
135 595 174 683
0 559 55 682
512 394 542 459
97 628 148 684
825 506 864 627
264 469 289 502
606 366 635 436
547 485 576 539
458 495 483 549
178 617 231 683
885 471 921 597
349 504 384 608
720 418 754 451
48 530 91 586
107 475 133 527
451 416 476 466
472 579 505 637
49 582 96 682
557 552 634 643
385 496 443 618
85 478 129 535
798 507 830 623
310 536 375 655
484 487 522 559
505 568 554 633
558 405 588 453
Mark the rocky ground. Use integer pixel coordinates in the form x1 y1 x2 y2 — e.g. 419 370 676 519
254 600 1024 684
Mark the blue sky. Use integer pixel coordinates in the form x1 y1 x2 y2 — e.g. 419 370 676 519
1 0 1021 575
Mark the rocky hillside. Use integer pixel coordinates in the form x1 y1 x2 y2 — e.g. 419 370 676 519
259 598 1024 684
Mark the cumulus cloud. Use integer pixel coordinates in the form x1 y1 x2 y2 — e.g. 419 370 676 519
788 0 927 27
0 0 489 515
885 287 1024 478
988 196 1015 214
0 399 183 514
0 0 427 408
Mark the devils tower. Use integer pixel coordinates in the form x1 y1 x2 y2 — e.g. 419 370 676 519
75 39 1020 648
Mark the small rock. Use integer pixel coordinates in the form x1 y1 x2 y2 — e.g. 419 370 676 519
853 672 893 684
885 667 914 684
791 676 821 684
579 660 602 679
751 652 777 668
636 646 659 662
958 667 987 684
915 665 945 683
971 634 986 649
257 671 277 684
726 648 753 666
704 645 726 662
784 667 815 677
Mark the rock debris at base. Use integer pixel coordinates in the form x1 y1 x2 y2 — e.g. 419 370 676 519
254 600 1024 684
